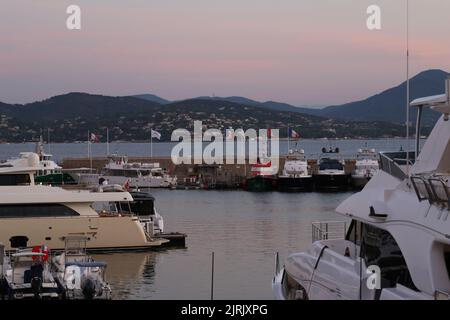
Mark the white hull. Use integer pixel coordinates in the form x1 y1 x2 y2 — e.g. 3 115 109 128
77 174 174 188
0 216 166 251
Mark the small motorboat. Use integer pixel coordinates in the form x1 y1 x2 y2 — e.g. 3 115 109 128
51 236 111 300
1 236 60 300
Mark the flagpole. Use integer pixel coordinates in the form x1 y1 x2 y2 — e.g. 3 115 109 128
88 131 93 171
406 0 410 177
47 128 51 155
287 126 290 154
106 127 109 156
150 129 153 159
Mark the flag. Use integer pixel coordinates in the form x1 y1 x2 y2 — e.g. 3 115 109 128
289 128 300 139
124 179 130 191
226 128 234 140
151 129 161 140
90 132 100 143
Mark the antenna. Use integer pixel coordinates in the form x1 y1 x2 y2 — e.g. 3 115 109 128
406 0 411 177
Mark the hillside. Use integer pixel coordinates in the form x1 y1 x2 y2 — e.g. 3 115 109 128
130 69 449 125
0 93 406 142
305 69 449 125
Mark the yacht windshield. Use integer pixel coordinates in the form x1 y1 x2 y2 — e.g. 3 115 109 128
319 161 343 171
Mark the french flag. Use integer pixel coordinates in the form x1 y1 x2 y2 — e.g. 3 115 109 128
90 132 100 143
289 128 300 139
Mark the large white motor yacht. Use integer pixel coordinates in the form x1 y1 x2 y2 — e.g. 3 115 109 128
77 155 177 188
351 147 380 189
277 149 313 192
273 78 450 300
313 148 349 191
0 153 167 251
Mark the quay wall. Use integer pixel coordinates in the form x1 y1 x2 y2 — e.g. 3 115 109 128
62 157 357 187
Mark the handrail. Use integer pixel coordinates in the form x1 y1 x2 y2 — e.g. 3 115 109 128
379 151 417 180
312 221 347 243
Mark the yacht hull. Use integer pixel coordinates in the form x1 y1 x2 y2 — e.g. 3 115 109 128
245 176 277 192
0 216 166 252
313 173 349 191
277 176 313 192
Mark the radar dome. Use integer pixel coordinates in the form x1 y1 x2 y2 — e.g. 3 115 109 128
27 153 40 167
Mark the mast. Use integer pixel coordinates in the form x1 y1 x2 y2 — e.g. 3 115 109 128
150 128 153 158
88 130 92 171
106 127 110 156
406 0 411 176
47 128 51 155
287 126 290 154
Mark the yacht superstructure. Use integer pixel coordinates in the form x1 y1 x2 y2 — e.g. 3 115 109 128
273 78 450 300
313 148 349 191
77 155 176 188
277 149 313 192
351 147 380 189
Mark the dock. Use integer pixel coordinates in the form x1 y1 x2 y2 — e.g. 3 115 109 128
62 156 358 189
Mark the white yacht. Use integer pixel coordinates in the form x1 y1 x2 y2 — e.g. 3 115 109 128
277 149 313 192
77 154 177 188
0 153 167 251
313 148 349 191
351 147 380 189
3 138 76 185
273 78 450 300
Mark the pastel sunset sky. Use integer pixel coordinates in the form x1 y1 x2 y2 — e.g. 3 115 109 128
1 0 449 106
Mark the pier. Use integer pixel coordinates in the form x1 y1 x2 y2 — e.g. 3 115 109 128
62 156 358 189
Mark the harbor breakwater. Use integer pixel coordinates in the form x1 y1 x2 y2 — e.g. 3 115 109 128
62 156 358 189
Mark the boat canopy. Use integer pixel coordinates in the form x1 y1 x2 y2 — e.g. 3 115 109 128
66 261 107 268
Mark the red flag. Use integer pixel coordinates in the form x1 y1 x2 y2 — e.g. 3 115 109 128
124 179 130 191
90 133 100 143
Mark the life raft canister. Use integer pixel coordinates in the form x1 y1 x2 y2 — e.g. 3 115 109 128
32 245 50 262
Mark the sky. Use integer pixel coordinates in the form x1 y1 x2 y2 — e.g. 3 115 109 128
0 0 449 106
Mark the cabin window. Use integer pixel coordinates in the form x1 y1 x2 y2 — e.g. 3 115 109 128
0 174 31 186
0 204 80 217
361 224 417 291
128 200 155 216
444 247 450 280
345 220 362 246
92 202 118 214
319 162 343 171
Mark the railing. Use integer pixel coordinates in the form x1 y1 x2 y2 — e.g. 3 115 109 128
379 151 415 181
312 221 348 243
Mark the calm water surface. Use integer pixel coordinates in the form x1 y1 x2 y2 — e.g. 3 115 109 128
93 190 352 300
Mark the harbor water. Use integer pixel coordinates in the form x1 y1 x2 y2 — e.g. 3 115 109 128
93 190 351 300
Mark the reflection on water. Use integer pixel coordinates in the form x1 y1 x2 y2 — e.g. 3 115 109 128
92 190 352 300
